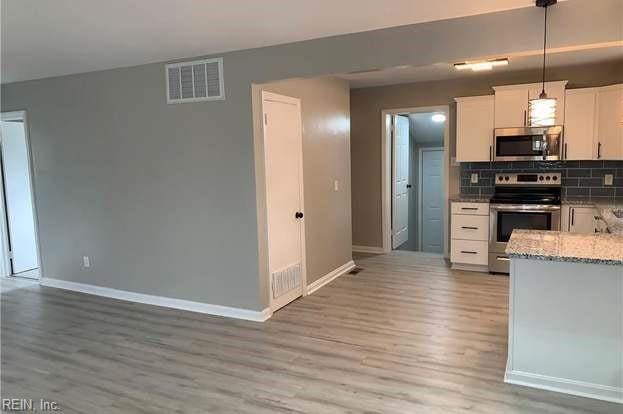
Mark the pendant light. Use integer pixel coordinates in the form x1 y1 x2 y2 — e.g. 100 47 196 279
529 0 557 127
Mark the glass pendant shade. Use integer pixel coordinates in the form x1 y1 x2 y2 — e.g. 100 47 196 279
529 95 557 126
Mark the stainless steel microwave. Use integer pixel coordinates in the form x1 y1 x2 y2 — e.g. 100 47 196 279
493 126 563 161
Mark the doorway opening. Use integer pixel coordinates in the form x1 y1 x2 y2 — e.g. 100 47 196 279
0 111 41 279
382 107 449 255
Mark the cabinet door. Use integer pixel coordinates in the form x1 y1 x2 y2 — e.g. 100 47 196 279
560 205 570 231
595 85 623 160
528 82 566 126
494 88 529 128
568 207 596 234
564 89 596 160
456 96 494 162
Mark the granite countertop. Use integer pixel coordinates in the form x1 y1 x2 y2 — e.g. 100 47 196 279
450 196 490 203
506 229 623 266
561 199 597 206
600 208 623 234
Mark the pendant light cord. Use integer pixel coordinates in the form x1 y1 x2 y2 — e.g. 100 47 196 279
541 5 548 97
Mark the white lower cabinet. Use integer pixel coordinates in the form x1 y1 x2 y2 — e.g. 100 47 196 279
451 202 490 271
561 205 598 234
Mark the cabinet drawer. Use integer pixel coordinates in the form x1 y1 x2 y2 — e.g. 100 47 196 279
451 240 488 265
452 215 489 241
451 202 489 216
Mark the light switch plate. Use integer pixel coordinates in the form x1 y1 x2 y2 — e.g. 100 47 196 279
82 256 91 268
604 174 614 186
471 173 479 184
334 180 339 191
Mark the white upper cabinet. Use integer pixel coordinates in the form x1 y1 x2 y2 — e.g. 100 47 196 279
564 88 597 160
455 95 494 162
456 81 622 163
493 81 567 128
493 87 529 128
595 84 623 160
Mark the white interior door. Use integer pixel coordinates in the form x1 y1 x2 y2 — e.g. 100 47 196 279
0 120 39 277
262 92 305 312
392 115 410 249
419 148 443 253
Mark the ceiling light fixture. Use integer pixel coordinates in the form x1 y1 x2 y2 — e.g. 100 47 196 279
529 0 558 126
431 113 446 123
453 58 509 72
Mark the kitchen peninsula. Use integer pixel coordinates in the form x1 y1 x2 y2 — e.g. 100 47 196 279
505 230 623 404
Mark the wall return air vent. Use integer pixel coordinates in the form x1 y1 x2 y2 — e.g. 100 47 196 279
166 57 224 104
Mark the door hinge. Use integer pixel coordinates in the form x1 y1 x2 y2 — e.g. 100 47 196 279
7 250 13 259
264 114 268 125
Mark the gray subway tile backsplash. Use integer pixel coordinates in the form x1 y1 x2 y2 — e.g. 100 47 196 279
459 160 623 202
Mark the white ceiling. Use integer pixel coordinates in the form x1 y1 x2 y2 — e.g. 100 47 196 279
339 45 623 88
1 0 542 84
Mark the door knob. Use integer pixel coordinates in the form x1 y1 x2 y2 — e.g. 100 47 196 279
295 212 304 219
406 184 412 188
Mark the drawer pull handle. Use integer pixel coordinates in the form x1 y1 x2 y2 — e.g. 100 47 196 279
461 226 478 230
461 207 478 211
497 256 510 261
460 250 478 254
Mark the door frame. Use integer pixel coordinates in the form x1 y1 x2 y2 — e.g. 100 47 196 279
259 91 307 312
381 105 449 256
418 147 445 253
0 110 43 279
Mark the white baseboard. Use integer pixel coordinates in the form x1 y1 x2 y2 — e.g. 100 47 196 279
505 369 623 404
306 260 355 295
352 245 385 254
40 278 272 322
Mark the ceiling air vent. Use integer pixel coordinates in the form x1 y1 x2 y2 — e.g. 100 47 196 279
165 57 224 104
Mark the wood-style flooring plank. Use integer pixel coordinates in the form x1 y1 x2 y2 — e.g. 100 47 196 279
1 251 620 413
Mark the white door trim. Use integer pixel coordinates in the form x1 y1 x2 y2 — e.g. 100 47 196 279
260 91 307 313
0 110 43 280
418 147 444 253
381 106 449 256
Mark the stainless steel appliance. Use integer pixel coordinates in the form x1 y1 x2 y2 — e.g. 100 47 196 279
493 126 563 161
489 172 561 273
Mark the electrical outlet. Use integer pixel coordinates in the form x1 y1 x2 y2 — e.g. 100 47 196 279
334 180 339 191
604 174 614 186
471 173 479 184
82 256 91 268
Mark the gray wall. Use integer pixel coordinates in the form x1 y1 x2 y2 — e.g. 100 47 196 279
2 0 620 310
251 77 351 303
351 60 623 248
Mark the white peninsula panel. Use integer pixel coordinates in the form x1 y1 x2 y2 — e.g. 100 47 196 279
506 230 623 404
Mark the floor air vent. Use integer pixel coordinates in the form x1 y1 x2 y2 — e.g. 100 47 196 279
166 58 224 104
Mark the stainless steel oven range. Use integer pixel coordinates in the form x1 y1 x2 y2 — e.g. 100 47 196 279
489 172 561 274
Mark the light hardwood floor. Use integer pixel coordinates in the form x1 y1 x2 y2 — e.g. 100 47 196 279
1 252 619 413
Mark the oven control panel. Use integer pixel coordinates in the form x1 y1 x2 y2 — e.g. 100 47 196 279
494 172 561 186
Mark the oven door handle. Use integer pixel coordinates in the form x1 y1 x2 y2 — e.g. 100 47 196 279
489 204 561 212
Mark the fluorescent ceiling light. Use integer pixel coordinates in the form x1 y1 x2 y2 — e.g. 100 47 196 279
454 58 509 72
431 113 446 123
